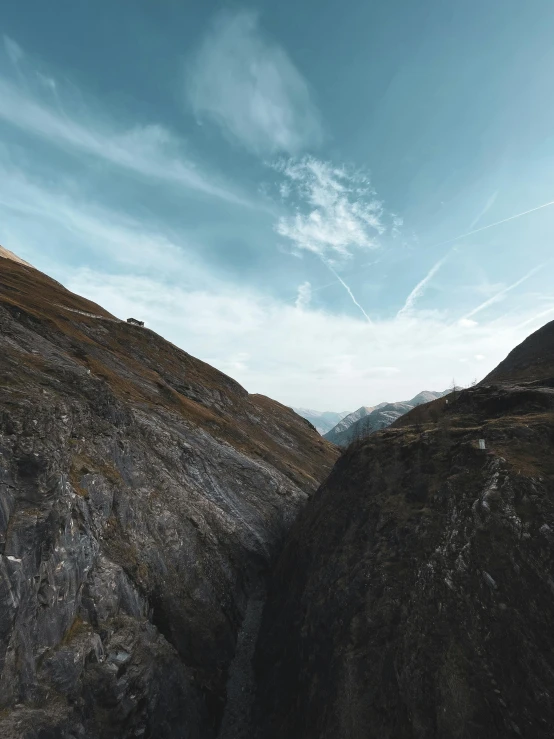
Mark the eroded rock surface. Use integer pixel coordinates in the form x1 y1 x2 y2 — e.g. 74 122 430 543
0 256 338 738
254 323 554 739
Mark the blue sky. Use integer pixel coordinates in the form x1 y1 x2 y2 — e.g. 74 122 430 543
1 1 554 410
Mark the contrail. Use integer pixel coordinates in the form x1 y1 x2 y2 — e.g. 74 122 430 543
310 279 340 294
321 258 372 323
463 263 546 320
397 256 447 317
397 200 554 315
515 305 554 330
468 190 498 230
432 199 554 251
308 198 554 310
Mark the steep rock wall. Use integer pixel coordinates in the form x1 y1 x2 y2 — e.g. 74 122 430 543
255 381 554 738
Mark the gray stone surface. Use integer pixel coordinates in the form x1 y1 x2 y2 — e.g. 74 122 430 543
0 258 337 738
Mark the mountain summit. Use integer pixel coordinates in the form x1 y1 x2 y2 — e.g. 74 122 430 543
324 390 449 446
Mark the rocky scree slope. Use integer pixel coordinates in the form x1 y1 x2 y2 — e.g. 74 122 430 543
255 320 554 739
0 254 338 739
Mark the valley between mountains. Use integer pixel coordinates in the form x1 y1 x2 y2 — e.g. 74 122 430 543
296 389 453 447
1 249 554 739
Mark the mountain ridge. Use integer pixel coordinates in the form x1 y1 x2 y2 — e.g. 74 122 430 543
481 319 554 385
324 390 449 446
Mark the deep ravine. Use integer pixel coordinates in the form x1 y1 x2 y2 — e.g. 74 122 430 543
6 248 554 739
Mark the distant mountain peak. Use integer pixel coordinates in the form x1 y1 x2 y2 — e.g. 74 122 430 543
324 390 449 446
292 408 351 435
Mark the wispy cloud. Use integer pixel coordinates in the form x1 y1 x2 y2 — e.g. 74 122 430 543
274 157 384 259
1 141 550 410
273 156 383 320
462 263 544 321
397 256 447 317
61 264 553 410
391 214 403 238
0 161 206 278
187 10 322 154
0 36 249 206
295 281 312 309
468 190 498 230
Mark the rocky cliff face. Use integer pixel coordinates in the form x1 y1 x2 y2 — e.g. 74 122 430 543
0 254 338 738
254 323 554 739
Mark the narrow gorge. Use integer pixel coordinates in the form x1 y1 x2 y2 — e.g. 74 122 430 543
1 251 554 739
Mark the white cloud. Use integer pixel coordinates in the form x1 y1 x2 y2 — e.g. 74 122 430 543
279 181 291 199
187 10 322 154
272 156 385 321
295 281 312 309
274 157 384 259
0 38 250 206
458 317 478 328
1 152 550 411
61 265 552 410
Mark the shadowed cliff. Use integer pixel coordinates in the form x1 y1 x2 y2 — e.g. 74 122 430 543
254 321 554 739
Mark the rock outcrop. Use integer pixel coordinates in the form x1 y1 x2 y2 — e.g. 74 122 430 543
254 323 554 739
0 254 338 738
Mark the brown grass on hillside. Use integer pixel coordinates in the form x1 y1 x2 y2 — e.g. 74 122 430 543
0 254 338 489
